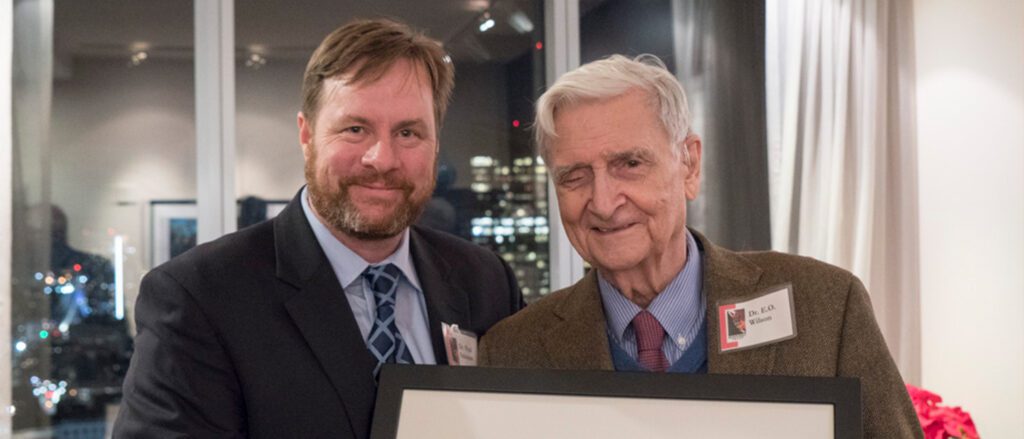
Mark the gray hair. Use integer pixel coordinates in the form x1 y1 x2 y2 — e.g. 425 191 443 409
534 54 693 162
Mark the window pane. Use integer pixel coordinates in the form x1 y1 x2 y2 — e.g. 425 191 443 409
235 1 550 300
11 0 195 435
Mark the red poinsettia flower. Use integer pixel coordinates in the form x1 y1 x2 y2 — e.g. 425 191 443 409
906 384 979 439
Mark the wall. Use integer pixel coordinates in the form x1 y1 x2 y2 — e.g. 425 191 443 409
915 0 1024 436
50 57 197 321
235 59 306 200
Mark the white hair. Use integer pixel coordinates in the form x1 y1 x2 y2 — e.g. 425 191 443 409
534 54 693 162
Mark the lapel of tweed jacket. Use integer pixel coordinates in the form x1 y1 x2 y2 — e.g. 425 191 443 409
539 271 615 370
694 230 777 375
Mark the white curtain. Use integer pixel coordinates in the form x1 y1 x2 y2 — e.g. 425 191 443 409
765 0 921 383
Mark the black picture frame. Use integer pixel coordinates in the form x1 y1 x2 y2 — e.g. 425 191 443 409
371 365 862 439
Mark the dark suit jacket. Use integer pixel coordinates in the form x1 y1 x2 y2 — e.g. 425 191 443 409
479 230 922 438
114 191 523 438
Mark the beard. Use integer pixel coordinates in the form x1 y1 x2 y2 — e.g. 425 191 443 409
305 149 435 241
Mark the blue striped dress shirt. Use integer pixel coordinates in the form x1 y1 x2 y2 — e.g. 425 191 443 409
300 186 437 365
598 230 704 365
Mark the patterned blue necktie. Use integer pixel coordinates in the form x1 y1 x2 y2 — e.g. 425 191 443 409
363 264 415 378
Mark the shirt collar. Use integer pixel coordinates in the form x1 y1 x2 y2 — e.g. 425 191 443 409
598 230 704 343
300 186 421 290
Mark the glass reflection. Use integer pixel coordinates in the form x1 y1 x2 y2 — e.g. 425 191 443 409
12 0 196 436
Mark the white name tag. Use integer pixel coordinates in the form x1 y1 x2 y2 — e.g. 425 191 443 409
441 323 478 366
717 284 797 353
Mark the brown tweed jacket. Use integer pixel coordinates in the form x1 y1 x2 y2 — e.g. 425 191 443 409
480 231 923 438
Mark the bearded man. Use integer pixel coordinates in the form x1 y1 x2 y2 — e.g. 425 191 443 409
115 19 522 438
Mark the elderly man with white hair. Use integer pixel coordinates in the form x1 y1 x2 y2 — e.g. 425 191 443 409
479 54 922 438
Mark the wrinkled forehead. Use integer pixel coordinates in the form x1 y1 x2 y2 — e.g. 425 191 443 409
552 91 663 138
551 90 662 135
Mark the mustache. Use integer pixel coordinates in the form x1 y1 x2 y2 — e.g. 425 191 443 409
339 171 414 191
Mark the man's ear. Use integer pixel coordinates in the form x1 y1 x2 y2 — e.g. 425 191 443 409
297 111 313 161
681 134 702 200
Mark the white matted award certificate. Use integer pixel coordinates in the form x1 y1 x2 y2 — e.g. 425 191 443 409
370 365 861 439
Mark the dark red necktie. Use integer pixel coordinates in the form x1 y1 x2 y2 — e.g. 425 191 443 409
633 310 669 372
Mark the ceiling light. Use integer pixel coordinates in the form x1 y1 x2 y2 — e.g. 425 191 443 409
245 52 267 70
478 12 495 33
129 50 148 67
479 18 495 32
508 11 534 34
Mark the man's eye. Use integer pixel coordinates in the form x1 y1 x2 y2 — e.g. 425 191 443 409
345 126 364 134
398 129 415 137
559 172 586 186
615 158 644 169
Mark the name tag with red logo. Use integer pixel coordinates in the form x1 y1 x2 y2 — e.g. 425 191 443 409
717 284 797 353
442 323 478 366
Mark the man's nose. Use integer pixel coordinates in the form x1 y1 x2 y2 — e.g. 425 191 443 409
587 172 624 219
361 136 399 173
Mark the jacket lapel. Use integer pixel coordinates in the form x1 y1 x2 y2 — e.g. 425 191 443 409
694 231 776 376
273 191 376 439
541 272 615 370
408 227 469 365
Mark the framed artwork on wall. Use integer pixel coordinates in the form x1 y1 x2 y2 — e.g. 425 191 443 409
150 198 289 267
150 200 197 267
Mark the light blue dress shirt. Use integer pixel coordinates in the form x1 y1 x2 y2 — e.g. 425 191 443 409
300 186 437 364
598 230 704 365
